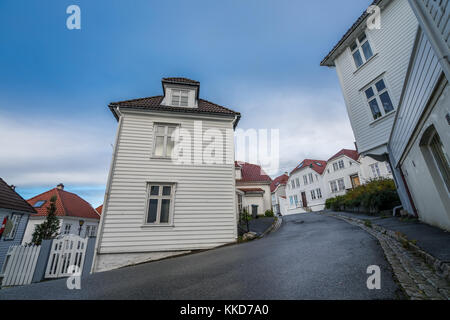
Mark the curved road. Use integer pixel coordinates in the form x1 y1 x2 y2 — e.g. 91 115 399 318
0 213 403 299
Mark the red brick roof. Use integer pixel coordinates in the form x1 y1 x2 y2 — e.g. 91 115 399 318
290 159 327 175
27 187 100 220
270 174 289 193
328 149 359 162
0 178 36 214
95 205 103 215
235 161 272 183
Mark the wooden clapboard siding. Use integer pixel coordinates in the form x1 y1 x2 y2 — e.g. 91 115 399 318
420 0 449 47
98 111 236 254
389 30 443 166
334 0 418 154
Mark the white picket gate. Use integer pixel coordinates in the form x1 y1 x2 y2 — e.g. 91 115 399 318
45 235 88 279
0 245 41 287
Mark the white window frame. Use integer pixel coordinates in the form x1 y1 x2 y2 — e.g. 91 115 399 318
310 190 316 200
144 183 176 226
63 224 71 235
338 160 344 169
337 178 345 191
350 32 374 69
316 188 322 199
4 213 22 240
308 173 314 184
330 180 338 193
293 195 299 207
303 175 308 185
364 78 395 120
295 178 300 188
333 163 339 172
427 131 450 192
152 123 179 158
171 89 189 107
370 163 381 178
291 180 295 189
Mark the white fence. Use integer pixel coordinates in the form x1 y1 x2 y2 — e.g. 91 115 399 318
0 245 41 287
45 235 88 279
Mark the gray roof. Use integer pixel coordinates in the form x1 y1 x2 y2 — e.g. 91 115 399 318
0 178 36 214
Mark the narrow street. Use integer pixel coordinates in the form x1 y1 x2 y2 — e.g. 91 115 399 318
0 213 403 300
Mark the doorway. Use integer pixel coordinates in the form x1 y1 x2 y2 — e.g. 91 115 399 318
301 192 307 208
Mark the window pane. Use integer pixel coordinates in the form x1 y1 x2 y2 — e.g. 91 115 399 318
365 87 375 99
350 41 358 52
154 136 164 156
166 137 174 157
167 127 175 136
160 199 170 223
379 91 394 113
156 125 165 134
162 186 171 196
429 133 450 191
369 99 382 119
375 79 386 92
150 186 159 195
180 96 188 106
361 41 373 60
353 50 363 68
147 199 158 223
358 33 367 43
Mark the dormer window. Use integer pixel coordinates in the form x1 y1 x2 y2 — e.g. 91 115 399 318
171 89 189 107
350 33 373 68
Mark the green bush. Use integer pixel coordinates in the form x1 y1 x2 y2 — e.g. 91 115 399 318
264 210 274 217
325 178 400 213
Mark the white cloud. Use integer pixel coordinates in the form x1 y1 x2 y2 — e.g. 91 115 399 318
0 114 115 187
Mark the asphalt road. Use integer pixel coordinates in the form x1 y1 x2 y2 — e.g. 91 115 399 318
0 213 403 300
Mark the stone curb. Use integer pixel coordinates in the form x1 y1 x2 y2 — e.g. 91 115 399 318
258 216 282 239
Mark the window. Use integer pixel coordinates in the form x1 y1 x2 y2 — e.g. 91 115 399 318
338 160 344 169
146 184 175 224
63 224 71 235
350 32 374 68
364 79 395 120
153 124 177 158
171 89 189 107
295 178 300 188
338 178 345 191
333 163 339 171
89 226 97 237
330 181 338 193
4 214 22 240
316 188 322 199
370 163 381 178
293 195 299 207
386 162 392 175
303 175 308 185
310 190 316 200
289 196 294 206
33 200 46 208
428 131 450 192
308 173 314 184
291 180 295 189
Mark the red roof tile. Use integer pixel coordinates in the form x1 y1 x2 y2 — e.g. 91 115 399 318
235 162 272 183
328 149 360 162
96 205 103 215
270 174 289 193
290 159 327 175
27 187 100 220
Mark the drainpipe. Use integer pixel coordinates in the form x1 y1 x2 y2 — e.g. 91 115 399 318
398 166 419 218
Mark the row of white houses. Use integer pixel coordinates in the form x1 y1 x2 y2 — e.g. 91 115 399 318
321 0 450 230
275 149 393 215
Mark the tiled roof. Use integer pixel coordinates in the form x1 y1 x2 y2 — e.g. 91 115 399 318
162 77 200 86
270 174 289 193
320 0 382 66
328 149 360 162
109 96 240 118
95 205 103 215
238 188 265 193
27 187 100 220
290 159 327 175
0 178 36 214
235 161 272 183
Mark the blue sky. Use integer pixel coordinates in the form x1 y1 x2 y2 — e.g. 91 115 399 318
0 0 372 207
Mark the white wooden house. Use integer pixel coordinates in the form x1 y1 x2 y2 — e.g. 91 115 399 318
92 77 241 272
321 0 450 230
270 173 289 215
320 0 419 216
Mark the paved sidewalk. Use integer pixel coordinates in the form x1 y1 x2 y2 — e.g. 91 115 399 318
327 211 450 262
239 217 275 236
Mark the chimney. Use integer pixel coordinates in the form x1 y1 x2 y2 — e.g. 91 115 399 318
10 185 16 191
57 183 64 190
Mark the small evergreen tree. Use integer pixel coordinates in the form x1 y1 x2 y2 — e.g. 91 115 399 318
31 195 60 245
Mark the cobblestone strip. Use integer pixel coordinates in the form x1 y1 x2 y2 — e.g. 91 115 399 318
322 212 450 300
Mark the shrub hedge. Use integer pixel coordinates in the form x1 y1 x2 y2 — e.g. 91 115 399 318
325 178 400 214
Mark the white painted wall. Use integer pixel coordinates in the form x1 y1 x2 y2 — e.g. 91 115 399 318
323 156 362 197
238 183 272 215
286 167 326 213
94 109 237 271
334 0 418 154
